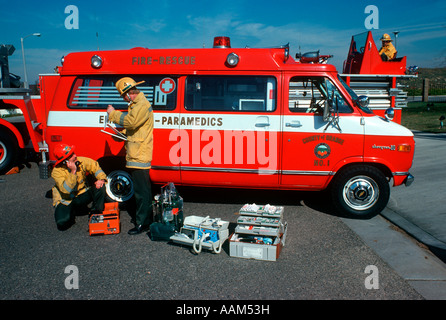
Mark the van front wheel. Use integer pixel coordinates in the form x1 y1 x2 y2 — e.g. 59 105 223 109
330 165 389 219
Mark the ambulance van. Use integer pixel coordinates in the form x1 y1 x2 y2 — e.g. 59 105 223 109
44 37 414 219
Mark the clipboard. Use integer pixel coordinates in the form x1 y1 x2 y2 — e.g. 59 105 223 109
100 113 127 141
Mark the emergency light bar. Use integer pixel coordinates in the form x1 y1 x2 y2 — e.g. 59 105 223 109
213 36 231 48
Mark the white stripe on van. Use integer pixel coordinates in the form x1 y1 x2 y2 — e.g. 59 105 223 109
47 111 412 137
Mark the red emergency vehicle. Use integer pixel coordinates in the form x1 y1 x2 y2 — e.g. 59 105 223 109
0 36 414 219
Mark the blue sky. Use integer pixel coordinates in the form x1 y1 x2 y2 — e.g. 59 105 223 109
1 0 445 84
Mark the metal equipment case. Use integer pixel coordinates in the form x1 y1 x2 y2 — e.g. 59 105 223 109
229 204 287 261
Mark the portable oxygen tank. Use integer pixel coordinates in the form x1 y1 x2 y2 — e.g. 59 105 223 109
156 182 184 231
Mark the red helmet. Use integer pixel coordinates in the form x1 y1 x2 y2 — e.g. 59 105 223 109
54 144 75 166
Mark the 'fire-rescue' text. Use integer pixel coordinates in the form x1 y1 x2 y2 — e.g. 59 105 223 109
132 56 196 65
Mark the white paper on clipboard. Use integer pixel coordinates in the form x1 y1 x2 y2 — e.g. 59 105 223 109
100 113 127 141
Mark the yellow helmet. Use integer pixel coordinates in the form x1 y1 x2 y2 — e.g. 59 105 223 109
115 77 145 96
380 34 392 42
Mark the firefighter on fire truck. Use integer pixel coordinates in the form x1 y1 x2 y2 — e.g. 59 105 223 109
106 77 154 235
51 144 107 231
378 33 397 61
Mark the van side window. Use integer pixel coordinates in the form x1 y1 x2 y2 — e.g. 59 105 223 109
289 76 352 113
185 76 276 112
67 76 177 111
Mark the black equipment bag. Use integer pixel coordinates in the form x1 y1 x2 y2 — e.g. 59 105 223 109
149 222 175 241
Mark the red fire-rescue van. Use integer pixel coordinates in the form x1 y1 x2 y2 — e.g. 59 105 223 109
0 36 414 219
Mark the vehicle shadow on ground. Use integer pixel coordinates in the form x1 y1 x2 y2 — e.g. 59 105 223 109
172 185 348 219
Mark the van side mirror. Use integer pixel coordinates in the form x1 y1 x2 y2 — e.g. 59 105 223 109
356 95 369 108
385 107 395 121
323 99 331 122
323 90 337 122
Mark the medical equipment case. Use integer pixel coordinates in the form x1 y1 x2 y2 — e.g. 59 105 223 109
89 202 120 236
229 204 287 261
170 215 230 254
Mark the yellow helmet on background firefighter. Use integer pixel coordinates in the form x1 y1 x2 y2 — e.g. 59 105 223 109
54 143 75 166
115 77 145 96
380 34 393 42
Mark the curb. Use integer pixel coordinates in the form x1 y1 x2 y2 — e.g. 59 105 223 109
380 208 446 263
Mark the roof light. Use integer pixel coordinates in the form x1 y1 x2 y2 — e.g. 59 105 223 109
284 45 290 62
213 36 231 48
91 55 103 68
226 53 239 67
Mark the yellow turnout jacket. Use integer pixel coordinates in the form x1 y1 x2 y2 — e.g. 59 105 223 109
379 42 397 60
51 156 107 207
108 92 154 169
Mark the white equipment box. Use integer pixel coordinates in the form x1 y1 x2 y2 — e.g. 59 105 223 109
170 215 229 254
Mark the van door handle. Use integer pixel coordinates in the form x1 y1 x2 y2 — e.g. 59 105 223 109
255 122 270 127
286 121 302 128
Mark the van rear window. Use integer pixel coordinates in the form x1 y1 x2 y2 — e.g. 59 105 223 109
185 76 276 112
67 76 177 111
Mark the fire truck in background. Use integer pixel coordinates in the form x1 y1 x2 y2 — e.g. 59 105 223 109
340 31 417 124
0 35 415 219
0 44 45 176
296 31 416 124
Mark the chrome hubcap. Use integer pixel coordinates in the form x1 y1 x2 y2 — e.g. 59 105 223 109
343 176 379 211
0 141 6 165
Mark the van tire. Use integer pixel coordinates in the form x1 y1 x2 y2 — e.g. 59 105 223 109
330 165 389 219
0 129 19 175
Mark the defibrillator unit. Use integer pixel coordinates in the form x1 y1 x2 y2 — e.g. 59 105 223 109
89 202 120 236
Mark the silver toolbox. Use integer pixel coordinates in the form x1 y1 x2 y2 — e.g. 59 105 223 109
230 204 287 261
229 223 287 261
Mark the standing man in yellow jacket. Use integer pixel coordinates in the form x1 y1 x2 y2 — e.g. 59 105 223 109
51 144 107 231
107 77 154 235
378 33 397 61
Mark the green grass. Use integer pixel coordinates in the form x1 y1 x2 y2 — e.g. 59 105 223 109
402 102 446 133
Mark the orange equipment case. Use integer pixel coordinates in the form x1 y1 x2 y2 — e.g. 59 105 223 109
89 202 120 236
